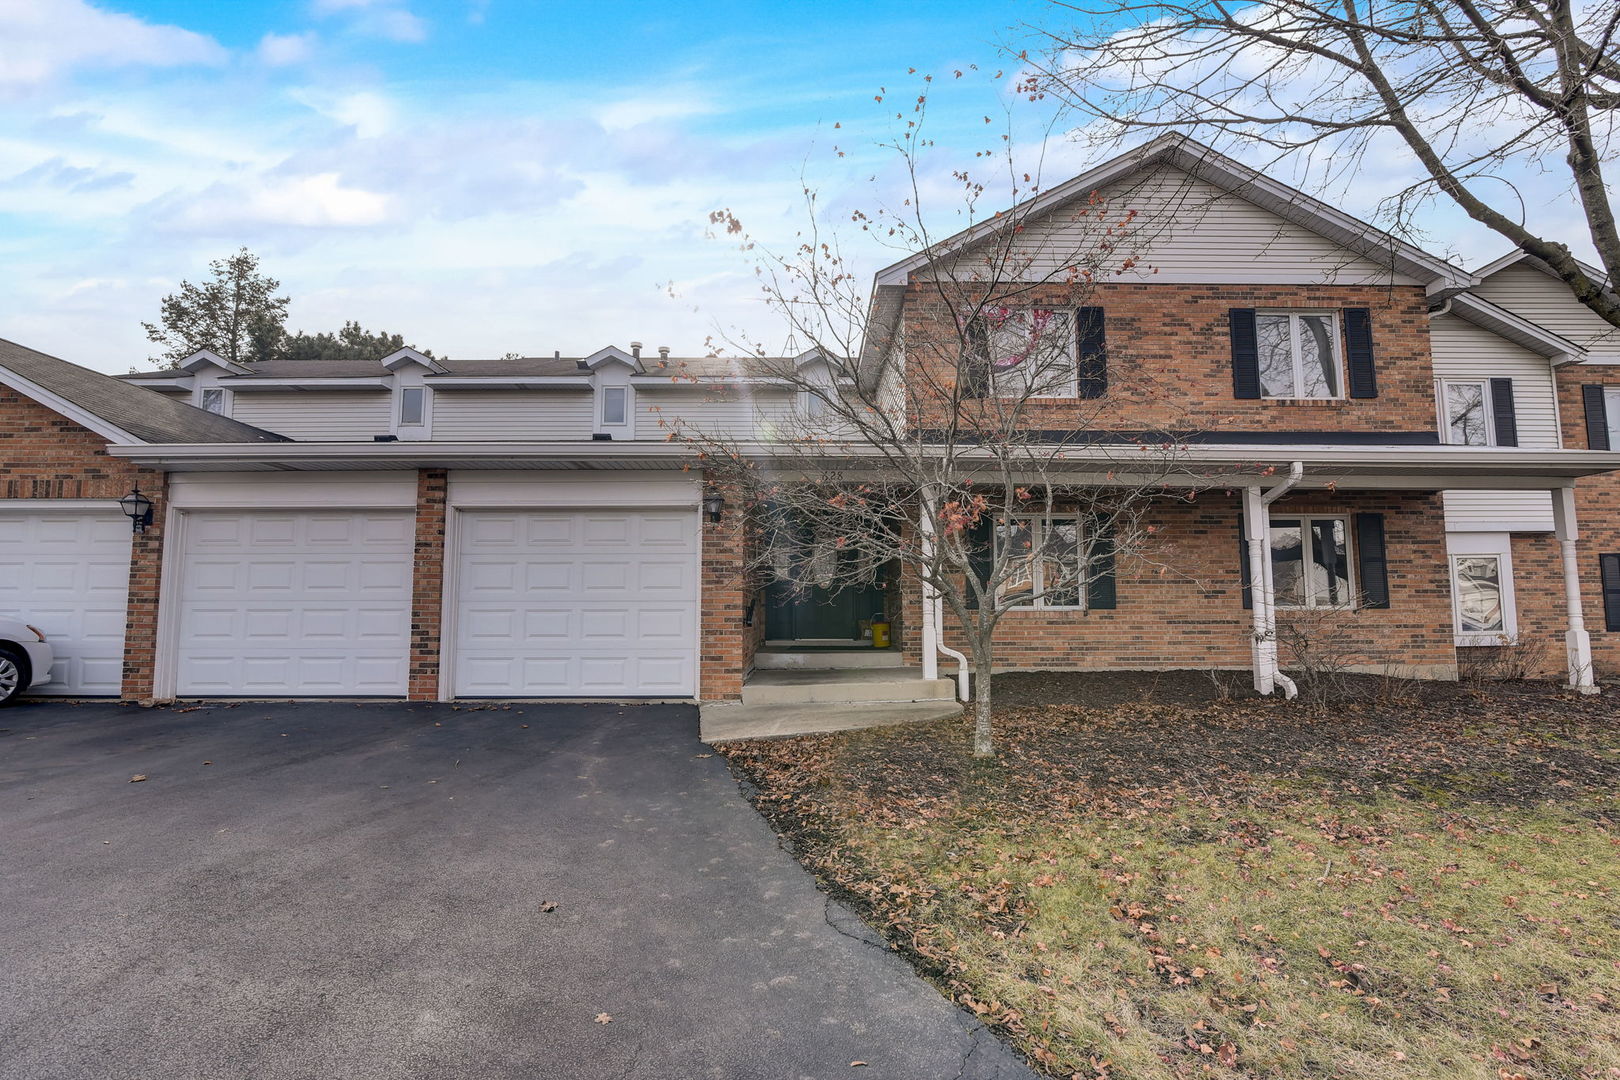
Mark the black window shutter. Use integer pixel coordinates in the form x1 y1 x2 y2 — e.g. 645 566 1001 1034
1601 553 1620 631
960 317 990 399
964 515 994 609
1230 308 1260 399
1583 384 1610 450
1076 306 1107 399
1343 307 1377 399
1489 377 1518 446
1355 512 1390 609
1085 516 1116 610
1238 516 1252 610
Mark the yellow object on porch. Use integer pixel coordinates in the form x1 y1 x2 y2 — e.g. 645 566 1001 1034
871 622 891 649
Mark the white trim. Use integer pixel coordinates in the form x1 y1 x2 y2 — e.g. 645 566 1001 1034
218 378 390 391
196 386 232 418
1269 512 1356 609
152 500 184 701
178 350 251 374
1445 532 1518 645
1435 377 1494 446
1256 310 1343 401
380 347 445 374
167 471 417 509
0 363 145 444
437 506 462 702
445 470 701 510
995 514 1089 610
598 385 631 429
0 499 126 512
1443 292 1586 362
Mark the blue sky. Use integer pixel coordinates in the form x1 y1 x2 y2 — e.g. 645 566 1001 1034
0 0 1579 373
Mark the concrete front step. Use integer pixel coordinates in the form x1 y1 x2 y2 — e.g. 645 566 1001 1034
701 699 963 742
753 648 905 671
741 667 956 706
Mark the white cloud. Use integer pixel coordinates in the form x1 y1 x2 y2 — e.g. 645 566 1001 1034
291 88 397 137
158 172 394 231
258 32 317 67
596 93 719 133
0 0 226 93
310 0 428 43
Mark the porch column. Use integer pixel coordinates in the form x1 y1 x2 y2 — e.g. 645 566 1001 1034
1242 486 1276 695
1551 485 1599 694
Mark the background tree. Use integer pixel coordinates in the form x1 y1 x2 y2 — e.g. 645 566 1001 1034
680 89 1209 758
143 248 289 367
1027 0 1620 325
280 321 435 362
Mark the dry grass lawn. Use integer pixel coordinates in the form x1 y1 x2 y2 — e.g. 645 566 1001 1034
718 681 1620 1079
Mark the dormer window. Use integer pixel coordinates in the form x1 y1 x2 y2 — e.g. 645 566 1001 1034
600 386 629 427
399 387 426 427
198 388 229 415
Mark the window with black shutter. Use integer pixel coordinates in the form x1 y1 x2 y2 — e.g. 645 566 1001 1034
1076 306 1107 399
1601 553 1620 631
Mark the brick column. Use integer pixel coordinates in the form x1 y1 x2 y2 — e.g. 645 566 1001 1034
408 469 448 701
120 469 168 703
699 479 751 701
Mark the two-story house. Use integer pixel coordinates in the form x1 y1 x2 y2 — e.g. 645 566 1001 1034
2 134 1616 712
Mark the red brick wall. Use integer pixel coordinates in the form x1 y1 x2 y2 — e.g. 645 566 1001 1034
699 476 756 700
1554 369 1620 674
902 490 1457 677
901 283 1439 434
408 469 448 701
0 387 167 701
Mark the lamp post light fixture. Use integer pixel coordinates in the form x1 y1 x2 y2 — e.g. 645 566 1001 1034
118 486 154 534
702 490 725 524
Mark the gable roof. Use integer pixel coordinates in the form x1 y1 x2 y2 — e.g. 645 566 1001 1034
872 132 1475 294
0 337 290 445
1474 248 1612 287
1443 293 1584 362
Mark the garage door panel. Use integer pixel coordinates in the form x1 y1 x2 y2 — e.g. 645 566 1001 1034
175 511 412 696
454 509 697 697
0 511 131 696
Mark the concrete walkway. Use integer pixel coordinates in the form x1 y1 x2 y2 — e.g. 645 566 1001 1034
0 700 1031 1080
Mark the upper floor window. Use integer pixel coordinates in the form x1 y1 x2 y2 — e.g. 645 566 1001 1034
967 307 1076 398
399 387 426 426
994 516 1086 609
600 386 629 427
1605 387 1620 448
1438 379 1490 445
1257 312 1340 399
198 387 229 415
1270 514 1353 608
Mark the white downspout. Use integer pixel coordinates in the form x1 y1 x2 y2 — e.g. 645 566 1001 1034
918 494 970 703
1552 484 1599 694
1248 462 1304 700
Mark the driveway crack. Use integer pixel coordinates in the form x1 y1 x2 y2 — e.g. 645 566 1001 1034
822 894 889 953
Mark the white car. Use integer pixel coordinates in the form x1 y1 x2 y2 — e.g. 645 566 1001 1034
0 617 54 706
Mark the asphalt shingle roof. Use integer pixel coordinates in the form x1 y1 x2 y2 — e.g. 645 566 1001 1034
0 338 290 444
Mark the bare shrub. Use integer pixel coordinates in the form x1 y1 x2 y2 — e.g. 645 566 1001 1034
1274 604 1376 708
1457 635 1554 684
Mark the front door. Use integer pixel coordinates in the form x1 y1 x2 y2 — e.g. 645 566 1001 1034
764 576 884 641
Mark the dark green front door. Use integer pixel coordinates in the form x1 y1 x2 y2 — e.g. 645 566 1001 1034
764 577 885 640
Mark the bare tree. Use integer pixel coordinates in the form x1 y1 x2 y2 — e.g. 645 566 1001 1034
677 94 1211 758
1025 0 1620 324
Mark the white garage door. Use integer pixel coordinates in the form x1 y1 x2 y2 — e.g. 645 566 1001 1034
454 509 698 697
0 509 130 695
175 511 413 696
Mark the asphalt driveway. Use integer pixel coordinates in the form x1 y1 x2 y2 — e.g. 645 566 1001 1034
0 700 1032 1080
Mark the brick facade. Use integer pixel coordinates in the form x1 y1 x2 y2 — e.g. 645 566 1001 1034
901 282 1439 434
1555 368 1620 674
900 490 1458 679
699 477 756 700
408 469 448 701
0 386 167 702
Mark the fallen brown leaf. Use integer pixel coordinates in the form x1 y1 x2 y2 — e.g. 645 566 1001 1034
593 1013 612 1024
129 774 147 783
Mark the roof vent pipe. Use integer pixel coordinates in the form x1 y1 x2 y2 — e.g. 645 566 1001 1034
658 345 670 360
630 341 642 359
554 350 561 359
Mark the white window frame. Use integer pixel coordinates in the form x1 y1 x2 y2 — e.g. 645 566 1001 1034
196 386 231 417
1446 533 1519 646
1269 513 1356 609
994 515 1088 610
1604 386 1620 448
599 385 631 428
1257 310 1343 401
398 386 427 427
1435 378 1494 446
981 307 1078 400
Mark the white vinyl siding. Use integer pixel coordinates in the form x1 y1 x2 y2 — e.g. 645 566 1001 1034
637 388 798 440
0 509 130 695
1473 263 1620 362
971 167 1423 286
431 391 594 441
1432 312 1560 532
228 392 393 441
